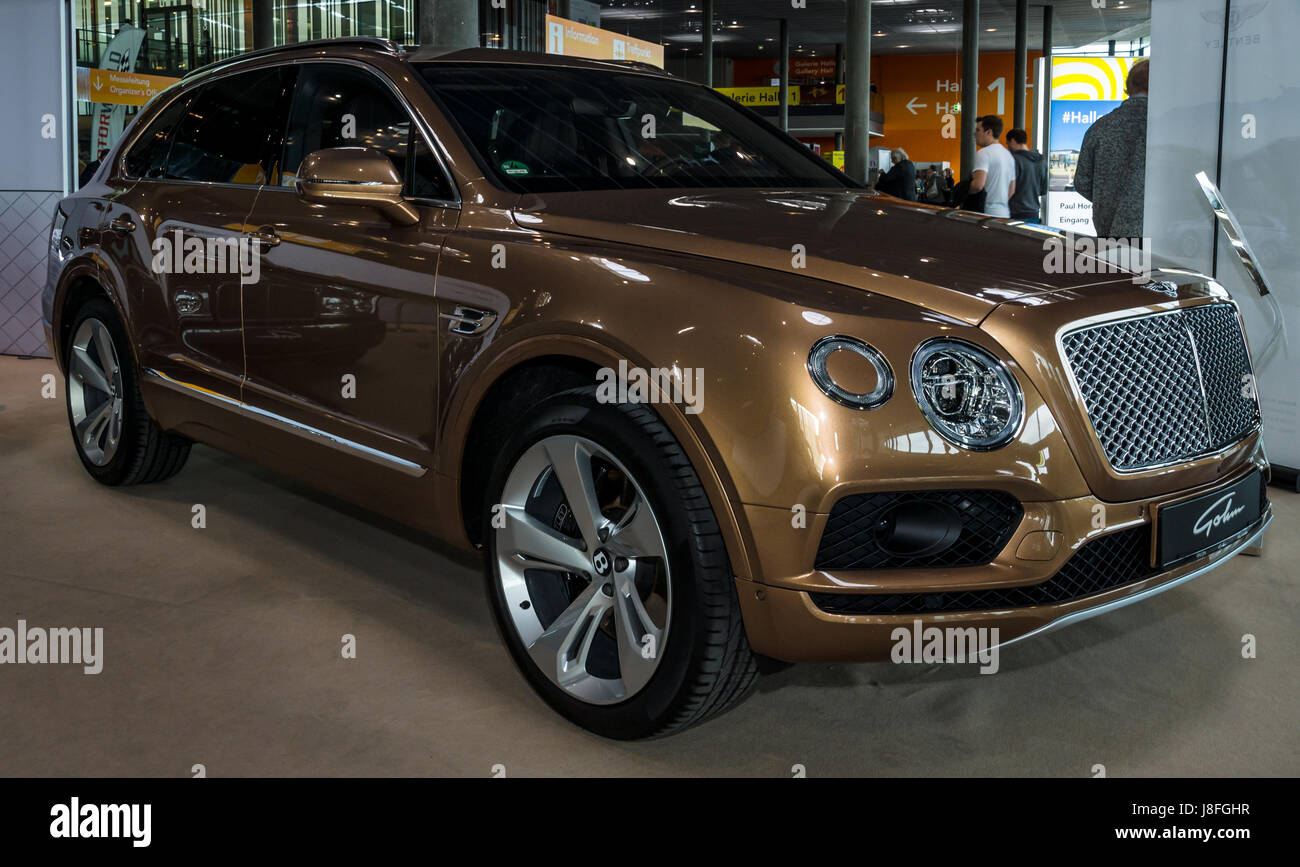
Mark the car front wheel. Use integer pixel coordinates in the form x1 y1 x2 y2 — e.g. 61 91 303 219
484 387 757 739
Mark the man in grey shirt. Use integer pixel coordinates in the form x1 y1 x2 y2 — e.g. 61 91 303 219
1074 59 1149 238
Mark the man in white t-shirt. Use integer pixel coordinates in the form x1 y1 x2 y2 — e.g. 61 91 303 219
968 115 1016 218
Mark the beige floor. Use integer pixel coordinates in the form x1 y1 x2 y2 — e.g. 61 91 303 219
1 354 1297 777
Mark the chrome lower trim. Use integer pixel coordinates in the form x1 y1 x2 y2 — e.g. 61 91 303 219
1000 508 1273 651
143 368 428 478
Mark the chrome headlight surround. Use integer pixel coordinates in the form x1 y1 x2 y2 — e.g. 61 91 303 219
807 335 894 410
910 338 1024 450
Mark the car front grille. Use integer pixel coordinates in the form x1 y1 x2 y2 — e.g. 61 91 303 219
1060 303 1259 472
814 490 1023 571
809 525 1157 616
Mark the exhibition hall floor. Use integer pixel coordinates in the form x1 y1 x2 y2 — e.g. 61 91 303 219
2 355 1297 776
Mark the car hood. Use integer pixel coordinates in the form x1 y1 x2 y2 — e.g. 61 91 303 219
512 188 1156 325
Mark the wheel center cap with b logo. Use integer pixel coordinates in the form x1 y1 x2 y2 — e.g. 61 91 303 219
592 548 613 577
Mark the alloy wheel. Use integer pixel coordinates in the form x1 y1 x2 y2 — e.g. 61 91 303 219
495 435 672 706
67 317 125 466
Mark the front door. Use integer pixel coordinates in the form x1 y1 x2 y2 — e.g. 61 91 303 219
239 61 458 479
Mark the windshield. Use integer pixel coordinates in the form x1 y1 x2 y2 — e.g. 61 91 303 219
418 63 855 194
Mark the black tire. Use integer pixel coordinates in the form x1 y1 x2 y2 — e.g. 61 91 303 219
484 386 757 739
65 297 191 486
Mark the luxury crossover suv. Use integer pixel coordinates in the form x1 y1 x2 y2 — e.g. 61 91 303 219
45 38 1271 739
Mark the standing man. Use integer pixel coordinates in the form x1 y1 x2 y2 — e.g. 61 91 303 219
1074 59 1149 238
968 115 1016 217
1006 128 1048 223
875 147 918 201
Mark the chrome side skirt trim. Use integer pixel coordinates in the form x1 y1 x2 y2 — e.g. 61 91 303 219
143 368 428 478
999 508 1273 651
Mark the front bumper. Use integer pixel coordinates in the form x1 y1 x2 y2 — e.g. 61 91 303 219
736 462 1273 663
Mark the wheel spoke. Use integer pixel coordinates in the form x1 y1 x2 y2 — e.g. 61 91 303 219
72 346 112 396
606 497 663 559
91 322 119 382
612 571 664 696
499 506 590 575
76 400 112 448
543 438 606 550
526 580 612 688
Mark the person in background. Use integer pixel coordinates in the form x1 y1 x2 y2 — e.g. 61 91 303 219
967 115 1015 217
1074 59 1149 238
942 168 955 205
1006 128 1048 223
875 147 917 201
78 149 109 188
923 167 946 205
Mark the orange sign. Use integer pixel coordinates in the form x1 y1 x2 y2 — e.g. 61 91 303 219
545 15 665 69
86 68 180 106
873 52 1042 175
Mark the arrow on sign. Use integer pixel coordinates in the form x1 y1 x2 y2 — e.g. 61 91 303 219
906 96 927 115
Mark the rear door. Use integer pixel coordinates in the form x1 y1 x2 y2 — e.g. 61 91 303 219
239 60 458 478
119 64 295 402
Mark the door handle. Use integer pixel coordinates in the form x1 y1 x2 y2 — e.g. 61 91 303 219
107 215 136 233
248 227 281 248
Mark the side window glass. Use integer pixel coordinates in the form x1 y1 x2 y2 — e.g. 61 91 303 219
124 93 191 179
408 131 454 201
166 66 287 184
280 64 414 190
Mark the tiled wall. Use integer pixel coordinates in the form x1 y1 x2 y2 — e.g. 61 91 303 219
0 191 58 357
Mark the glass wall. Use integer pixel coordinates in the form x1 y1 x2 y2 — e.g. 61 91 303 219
71 0 417 184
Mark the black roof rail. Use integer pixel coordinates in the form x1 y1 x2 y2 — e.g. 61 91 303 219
182 36 402 82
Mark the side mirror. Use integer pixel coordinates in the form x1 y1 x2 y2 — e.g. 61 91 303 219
295 147 419 226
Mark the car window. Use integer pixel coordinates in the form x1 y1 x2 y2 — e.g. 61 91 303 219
124 92 191 179
166 66 292 185
419 63 853 193
280 63 453 201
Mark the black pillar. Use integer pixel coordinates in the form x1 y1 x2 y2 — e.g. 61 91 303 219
253 0 274 50
419 0 479 53
960 0 979 179
844 0 871 182
703 0 714 87
1041 5 1053 153
778 18 790 132
1013 0 1028 131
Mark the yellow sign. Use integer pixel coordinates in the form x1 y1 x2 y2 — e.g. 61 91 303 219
715 87 801 108
545 15 665 69
831 150 845 170
1051 57 1140 101
86 68 179 106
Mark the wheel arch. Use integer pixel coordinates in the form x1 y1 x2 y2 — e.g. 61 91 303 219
443 333 756 581
51 258 131 373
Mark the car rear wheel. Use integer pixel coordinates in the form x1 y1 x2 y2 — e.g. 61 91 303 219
65 298 191 486
484 387 757 739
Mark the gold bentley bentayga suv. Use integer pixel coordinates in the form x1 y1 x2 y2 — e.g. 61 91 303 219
44 38 1271 738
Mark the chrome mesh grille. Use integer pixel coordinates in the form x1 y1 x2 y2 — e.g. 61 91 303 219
1061 304 1259 471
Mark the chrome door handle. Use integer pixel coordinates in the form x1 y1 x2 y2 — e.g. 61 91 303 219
440 305 497 336
248 227 281 248
108 215 136 233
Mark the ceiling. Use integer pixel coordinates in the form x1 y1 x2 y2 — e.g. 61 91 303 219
596 0 1151 61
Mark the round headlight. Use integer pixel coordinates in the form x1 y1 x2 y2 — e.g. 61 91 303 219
808 336 894 410
910 338 1024 450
